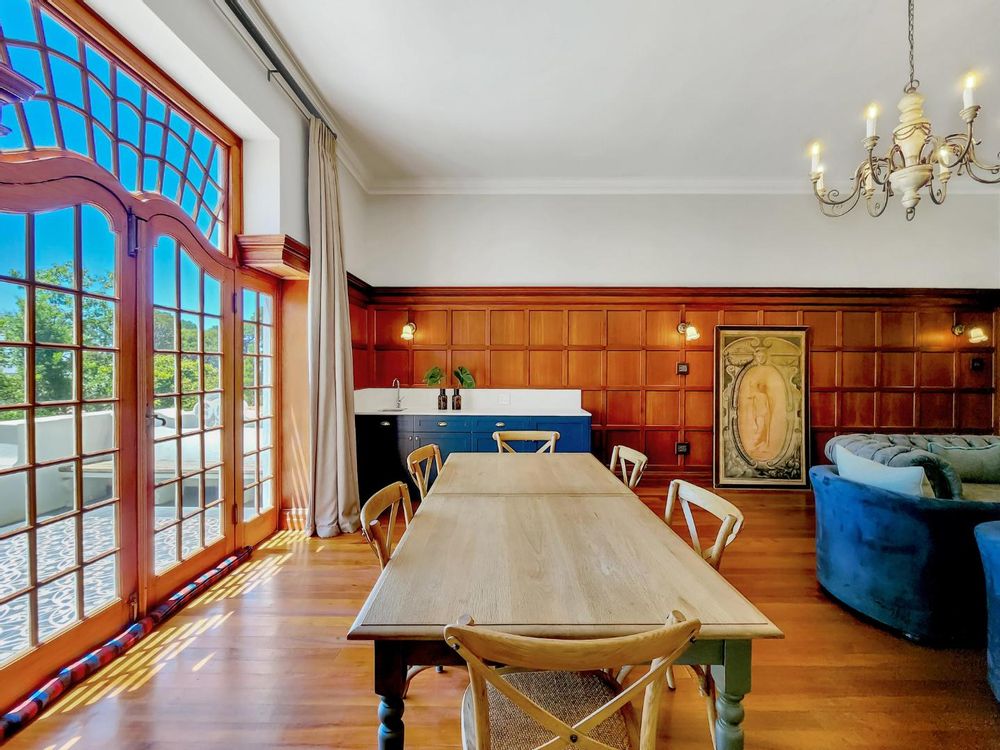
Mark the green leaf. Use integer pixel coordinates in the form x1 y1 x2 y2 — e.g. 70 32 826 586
453 366 476 389
422 366 445 386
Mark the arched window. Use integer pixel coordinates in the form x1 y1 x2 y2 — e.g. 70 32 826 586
0 0 229 249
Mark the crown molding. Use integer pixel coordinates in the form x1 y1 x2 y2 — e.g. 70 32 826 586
217 0 373 190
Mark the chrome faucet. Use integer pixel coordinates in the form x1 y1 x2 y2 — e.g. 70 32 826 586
392 378 403 409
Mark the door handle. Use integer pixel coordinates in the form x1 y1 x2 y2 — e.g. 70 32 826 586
380 420 391 427
146 410 167 427
495 422 505 428
437 421 448 427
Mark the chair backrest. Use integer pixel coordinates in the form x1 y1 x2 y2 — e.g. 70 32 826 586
445 613 700 750
609 445 648 489
492 430 560 454
665 479 745 570
360 481 413 570
406 443 443 500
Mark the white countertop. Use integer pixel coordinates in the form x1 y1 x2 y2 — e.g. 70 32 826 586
354 387 590 418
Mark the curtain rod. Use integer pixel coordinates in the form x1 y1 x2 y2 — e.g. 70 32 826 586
221 0 337 139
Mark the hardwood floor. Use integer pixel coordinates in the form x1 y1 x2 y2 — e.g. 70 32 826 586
6 491 1000 749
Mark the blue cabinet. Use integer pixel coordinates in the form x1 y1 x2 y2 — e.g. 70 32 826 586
356 412 592 503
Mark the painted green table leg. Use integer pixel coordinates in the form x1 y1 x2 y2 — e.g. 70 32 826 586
711 639 751 750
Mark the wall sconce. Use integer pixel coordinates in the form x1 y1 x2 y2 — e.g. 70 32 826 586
677 322 701 341
400 322 416 341
952 323 989 344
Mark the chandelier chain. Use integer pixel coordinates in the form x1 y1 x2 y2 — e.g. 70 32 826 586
905 0 919 93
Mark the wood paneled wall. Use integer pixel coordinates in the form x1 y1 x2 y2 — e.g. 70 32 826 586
348 282 999 481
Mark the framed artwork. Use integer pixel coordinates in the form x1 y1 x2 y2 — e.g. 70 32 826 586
714 326 809 488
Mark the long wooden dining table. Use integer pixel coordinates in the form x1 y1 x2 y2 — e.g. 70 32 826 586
348 452 783 750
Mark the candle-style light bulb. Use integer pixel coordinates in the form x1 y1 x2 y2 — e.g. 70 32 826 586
815 165 826 194
810 142 821 174
964 72 978 109
865 103 879 138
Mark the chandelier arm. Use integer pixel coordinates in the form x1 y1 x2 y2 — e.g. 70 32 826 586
864 182 892 217
938 124 977 170
820 187 863 218
964 157 1000 184
927 173 948 205
866 154 892 187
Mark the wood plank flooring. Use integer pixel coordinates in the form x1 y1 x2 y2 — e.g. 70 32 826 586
6 491 1000 749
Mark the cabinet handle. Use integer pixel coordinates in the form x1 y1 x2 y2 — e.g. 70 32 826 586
379 421 391 427
495 422 505 428
437 421 448 427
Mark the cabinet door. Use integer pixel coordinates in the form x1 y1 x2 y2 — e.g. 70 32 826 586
356 416 405 502
536 419 591 453
413 433 472 463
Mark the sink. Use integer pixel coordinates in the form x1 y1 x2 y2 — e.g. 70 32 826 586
379 407 407 413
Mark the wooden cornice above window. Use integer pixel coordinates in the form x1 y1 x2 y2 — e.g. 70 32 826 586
237 234 310 279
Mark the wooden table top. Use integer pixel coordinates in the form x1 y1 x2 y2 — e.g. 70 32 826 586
349 490 782 642
428 452 634 496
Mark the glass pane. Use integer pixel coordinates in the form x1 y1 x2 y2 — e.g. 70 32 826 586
260 325 272 356
0 409 28 468
83 553 117 615
153 353 177 394
242 356 255 387
82 454 115 507
0 349 27 405
80 205 116 296
204 428 222 467
37 516 78 579
243 388 256 420
82 402 115 454
0 282 27 342
260 387 273 418
259 356 272 387
154 527 178 573
204 355 221 391
82 503 116 560
152 236 177 307
181 433 202 473
155 482 178 529
203 275 221 315
35 406 76 462
0 471 28 531
0 595 31 666
82 297 115 347
242 322 257 355
260 479 273 510
154 396 179 437
204 393 222 429
180 395 201 433
243 453 257 488
204 465 221 505
0 533 29 597
203 316 220 352
82 351 115 400
0 214 27 279
179 250 200 312
243 421 257 454
259 418 272 449
180 354 200 393
37 572 80 641
35 348 75 402
242 485 257 521
259 448 272 479
181 474 201 516
260 293 273 325
154 438 178 482
179 313 201 352
153 308 176 350
36 461 77 520
242 289 257 322
181 514 202 557
35 290 76 345
205 503 223 543
34 208 76 289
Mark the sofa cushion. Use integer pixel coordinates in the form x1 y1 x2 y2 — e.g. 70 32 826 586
929 443 1000 484
835 445 933 497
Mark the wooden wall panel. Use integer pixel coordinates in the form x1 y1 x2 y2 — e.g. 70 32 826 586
349 282 999 483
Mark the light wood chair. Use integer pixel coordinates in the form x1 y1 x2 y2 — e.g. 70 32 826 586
609 445 648 489
492 430 560 454
407 443 443 500
445 612 700 750
359 481 439 696
662 479 746 745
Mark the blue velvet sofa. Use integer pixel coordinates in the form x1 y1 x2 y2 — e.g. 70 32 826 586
810 465 1000 643
976 522 1000 701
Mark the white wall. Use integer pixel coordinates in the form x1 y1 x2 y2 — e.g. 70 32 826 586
355 192 1000 288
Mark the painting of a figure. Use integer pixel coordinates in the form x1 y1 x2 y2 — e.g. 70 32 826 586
715 327 808 488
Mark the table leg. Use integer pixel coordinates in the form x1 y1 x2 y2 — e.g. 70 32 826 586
710 639 751 750
375 642 407 750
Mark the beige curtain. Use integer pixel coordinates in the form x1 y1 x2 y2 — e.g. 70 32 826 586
306 118 360 536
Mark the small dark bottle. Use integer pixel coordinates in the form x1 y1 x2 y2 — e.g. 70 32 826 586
451 388 462 411
437 388 448 410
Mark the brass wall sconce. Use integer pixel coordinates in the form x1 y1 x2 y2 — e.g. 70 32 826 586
677 322 701 341
952 323 988 344
400 322 416 341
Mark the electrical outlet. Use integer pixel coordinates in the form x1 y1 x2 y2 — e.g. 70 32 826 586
675 442 690 455
971 357 985 372
498 392 511 405
676 362 690 375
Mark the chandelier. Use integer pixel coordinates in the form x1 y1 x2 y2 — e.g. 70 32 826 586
808 0 1000 220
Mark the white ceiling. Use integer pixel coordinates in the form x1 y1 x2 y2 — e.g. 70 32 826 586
258 0 1000 194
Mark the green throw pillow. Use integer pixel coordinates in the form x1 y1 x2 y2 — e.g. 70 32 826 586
928 442 1000 483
